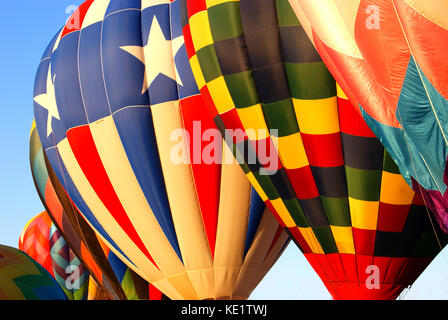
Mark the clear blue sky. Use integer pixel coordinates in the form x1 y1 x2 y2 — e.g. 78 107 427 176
1 1 447 300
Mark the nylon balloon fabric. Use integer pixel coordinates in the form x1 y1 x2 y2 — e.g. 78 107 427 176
288 0 448 234
0 245 67 300
33 0 289 300
19 212 54 278
183 0 448 299
49 224 89 300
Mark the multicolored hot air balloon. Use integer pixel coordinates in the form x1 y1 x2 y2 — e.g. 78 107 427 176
19 212 89 300
33 0 289 300
30 121 162 300
183 0 448 299
287 0 448 233
49 224 89 300
0 245 67 300
19 212 54 277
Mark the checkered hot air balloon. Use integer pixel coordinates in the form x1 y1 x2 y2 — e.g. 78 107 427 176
183 0 448 299
33 0 290 300
0 245 67 300
288 0 448 234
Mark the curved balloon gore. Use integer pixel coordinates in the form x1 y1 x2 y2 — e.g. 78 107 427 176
288 0 448 233
183 0 447 299
30 121 128 300
33 0 289 300
49 224 89 300
0 245 67 300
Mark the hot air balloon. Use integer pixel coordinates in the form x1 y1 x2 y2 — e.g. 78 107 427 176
18 212 54 277
19 212 90 300
49 224 89 300
287 0 448 233
30 121 164 300
33 0 289 300
182 0 448 299
0 245 67 300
